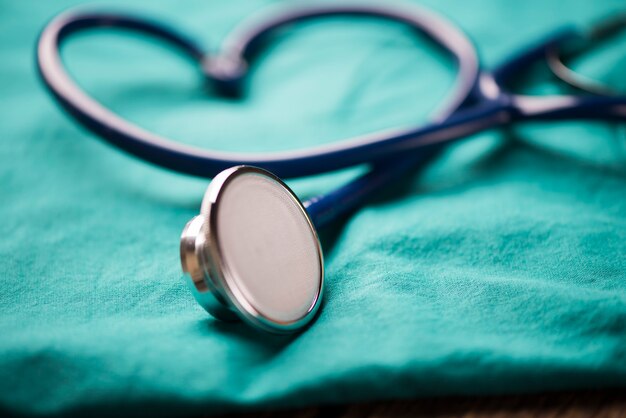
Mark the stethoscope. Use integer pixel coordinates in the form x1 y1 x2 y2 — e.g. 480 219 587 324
37 3 626 333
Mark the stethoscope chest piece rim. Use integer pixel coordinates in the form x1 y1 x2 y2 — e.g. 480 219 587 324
180 165 324 333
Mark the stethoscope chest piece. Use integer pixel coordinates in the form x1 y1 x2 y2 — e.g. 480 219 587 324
180 166 324 333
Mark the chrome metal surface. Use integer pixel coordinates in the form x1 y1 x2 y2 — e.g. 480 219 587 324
180 166 324 333
547 14 626 96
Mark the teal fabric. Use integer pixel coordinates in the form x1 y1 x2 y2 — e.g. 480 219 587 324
1 0 626 416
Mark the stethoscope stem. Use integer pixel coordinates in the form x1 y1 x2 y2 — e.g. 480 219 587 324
304 148 441 229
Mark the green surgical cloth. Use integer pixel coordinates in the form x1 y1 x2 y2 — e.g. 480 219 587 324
1 0 625 416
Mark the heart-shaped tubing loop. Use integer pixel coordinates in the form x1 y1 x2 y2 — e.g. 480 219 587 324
37 3 480 180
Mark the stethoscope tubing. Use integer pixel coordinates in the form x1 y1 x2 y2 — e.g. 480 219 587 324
37 3 626 228
37 4 478 179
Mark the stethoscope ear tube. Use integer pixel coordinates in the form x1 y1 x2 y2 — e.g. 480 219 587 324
36 3 480 179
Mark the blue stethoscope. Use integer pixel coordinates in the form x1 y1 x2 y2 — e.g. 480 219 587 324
38 3 625 333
